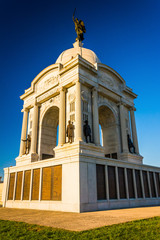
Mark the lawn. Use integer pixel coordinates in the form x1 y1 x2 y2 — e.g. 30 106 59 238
0 217 160 240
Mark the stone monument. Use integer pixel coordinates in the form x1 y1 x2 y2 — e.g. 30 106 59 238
2 18 160 212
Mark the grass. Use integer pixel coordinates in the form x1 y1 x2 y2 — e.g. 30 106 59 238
0 217 160 239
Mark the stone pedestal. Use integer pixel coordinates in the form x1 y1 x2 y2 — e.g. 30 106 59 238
120 152 143 164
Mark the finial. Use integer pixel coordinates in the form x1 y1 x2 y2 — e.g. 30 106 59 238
72 8 86 42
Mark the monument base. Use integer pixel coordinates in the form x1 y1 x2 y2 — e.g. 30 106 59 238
3 148 160 213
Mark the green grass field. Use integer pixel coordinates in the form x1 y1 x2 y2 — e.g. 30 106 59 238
0 217 160 240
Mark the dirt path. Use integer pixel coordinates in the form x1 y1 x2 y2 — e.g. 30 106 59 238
0 206 160 231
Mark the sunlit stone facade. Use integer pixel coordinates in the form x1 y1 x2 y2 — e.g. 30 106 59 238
2 41 160 212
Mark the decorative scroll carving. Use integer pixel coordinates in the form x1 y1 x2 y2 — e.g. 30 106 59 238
68 91 76 102
81 90 89 101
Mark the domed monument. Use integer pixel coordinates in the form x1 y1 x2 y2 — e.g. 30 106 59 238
2 14 160 212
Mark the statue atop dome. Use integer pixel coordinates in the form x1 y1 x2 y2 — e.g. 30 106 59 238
73 9 86 42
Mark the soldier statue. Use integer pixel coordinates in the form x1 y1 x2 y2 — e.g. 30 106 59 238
22 134 31 154
66 120 74 143
83 120 91 143
127 134 136 154
72 9 86 42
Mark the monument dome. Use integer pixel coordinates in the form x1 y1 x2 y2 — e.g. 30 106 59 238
56 41 101 65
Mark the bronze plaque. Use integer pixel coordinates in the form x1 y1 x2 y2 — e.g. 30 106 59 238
149 172 156 197
15 171 23 200
127 168 135 198
8 173 15 200
41 167 52 200
142 171 150 198
96 164 106 200
135 170 143 198
23 170 31 200
32 168 40 200
118 167 126 199
53 165 62 201
108 166 117 199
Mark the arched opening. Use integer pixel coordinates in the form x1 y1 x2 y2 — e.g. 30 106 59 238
99 105 118 159
40 106 59 160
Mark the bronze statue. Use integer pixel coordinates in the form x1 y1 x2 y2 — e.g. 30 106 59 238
22 134 31 154
127 134 135 154
66 120 74 143
83 120 91 143
73 9 86 42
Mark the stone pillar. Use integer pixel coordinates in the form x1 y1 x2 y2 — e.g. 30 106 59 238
19 108 28 156
119 104 128 153
130 109 139 154
124 168 129 199
58 87 66 145
75 81 83 141
31 103 39 154
105 166 109 201
29 169 33 201
92 88 100 145
115 167 120 199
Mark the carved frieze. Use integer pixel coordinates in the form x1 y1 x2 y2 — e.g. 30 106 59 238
37 86 59 103
36 74 59 93
98 71 121 92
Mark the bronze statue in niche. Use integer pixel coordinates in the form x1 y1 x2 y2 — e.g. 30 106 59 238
66 120 74 143
83 120 91 143
73 9 86 42
22 134 31 154
127 134 135 154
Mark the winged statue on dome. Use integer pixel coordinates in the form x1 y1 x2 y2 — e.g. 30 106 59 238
72 8 86 42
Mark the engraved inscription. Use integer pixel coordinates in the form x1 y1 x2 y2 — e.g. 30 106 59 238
15 171 23 200
8 173 15 200
32 169 40 200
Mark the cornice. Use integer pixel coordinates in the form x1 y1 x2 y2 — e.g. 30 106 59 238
20 63 59 100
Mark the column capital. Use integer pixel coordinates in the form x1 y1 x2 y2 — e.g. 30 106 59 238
117 100 126 107
92 86 99 92
129 106 136 111
59 86 66 92
21 107 29 113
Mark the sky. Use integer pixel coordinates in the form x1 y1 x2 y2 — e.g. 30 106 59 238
0 0 160 179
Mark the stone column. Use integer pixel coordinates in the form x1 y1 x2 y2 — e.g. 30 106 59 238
105 166 109 201
92 88 100 145
115 166 120 199
124 168 129 199
58 87 66 145
19 108 28 156
119 103 128 153
29 169 33 201
130 109 139 154
31 103 39 154
75 81 83 141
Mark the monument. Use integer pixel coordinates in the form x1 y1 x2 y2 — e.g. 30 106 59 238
2 15 160 212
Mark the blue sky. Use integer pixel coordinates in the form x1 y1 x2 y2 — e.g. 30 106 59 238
0 0 160 179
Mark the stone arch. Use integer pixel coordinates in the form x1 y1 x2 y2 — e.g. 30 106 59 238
99 105 119 159
98 101 118 125
40 106 59 160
